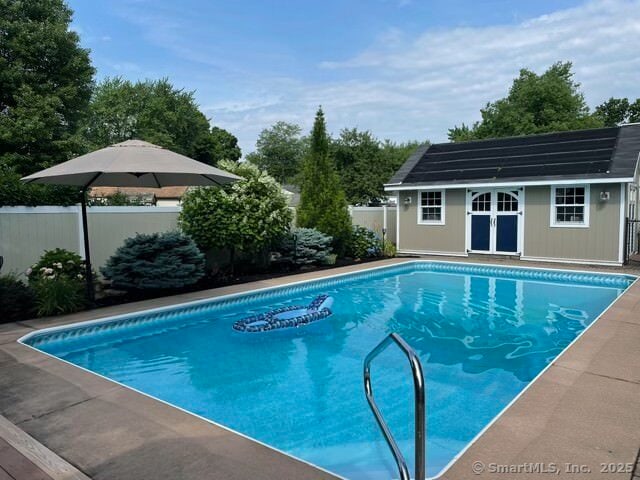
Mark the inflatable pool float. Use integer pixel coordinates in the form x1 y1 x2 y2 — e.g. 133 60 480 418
232 294 334 333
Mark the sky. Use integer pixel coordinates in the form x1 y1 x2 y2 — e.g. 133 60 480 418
67 0 640 156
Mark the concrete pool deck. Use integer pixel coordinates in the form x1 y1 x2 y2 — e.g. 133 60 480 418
1 257 639 479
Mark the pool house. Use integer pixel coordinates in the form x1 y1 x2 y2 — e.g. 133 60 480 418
385 124 640 266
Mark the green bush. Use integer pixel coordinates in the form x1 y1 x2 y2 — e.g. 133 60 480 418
347 226 381 259
27 248 88 317
101 231 205 290
382 239 397 257
0 275 36 322
27 248 87 284
179 161 292 265
32 276 86 317
277 228 333 265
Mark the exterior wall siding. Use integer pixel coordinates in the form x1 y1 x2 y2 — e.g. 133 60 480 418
396 189 466 254
523 184 621 263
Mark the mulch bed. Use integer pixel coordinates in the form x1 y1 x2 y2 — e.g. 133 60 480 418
93 257 402 310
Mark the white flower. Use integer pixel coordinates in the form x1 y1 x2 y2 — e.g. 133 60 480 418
77 274 83 279
40 267 47 272
67 260 75 264
26 268 32 275
44 268 54 275
55 262 63 269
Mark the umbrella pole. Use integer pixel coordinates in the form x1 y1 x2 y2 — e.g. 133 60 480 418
80 188 95 303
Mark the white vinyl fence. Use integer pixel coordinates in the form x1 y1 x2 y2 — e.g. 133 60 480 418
0 205 397 277
0 206 180 276
349 206 396 245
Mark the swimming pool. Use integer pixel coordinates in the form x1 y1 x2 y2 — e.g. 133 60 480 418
21 261 635 479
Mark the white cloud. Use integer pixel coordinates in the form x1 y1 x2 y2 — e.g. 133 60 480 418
117 0 640 155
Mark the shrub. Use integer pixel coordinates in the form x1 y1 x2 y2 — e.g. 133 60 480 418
28 249 88 316
382 239 397 257
27 248 87 284
277 228 333 265
179 160 292 266
31 276 86 317
0 275 36 322
101 231 205 290
347 226 381 259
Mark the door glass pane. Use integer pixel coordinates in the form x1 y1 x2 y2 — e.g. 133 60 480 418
497 192 518 212
472 192 491 212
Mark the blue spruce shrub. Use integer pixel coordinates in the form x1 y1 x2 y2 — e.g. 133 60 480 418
277 228 333 265
102 231 205 290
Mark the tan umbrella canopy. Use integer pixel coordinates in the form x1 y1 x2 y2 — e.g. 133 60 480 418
22 139 241 187
22 139 242 300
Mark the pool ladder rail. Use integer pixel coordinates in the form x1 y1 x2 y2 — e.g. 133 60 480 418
363 333 426 480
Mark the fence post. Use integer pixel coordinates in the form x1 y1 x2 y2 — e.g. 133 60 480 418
624 217 630 264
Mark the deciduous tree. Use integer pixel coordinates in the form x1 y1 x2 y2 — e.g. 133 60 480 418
331 128 422 204
594 97 640 126
83 77 240 166
0 0 95 204
246 121 306 183
448 62 602 141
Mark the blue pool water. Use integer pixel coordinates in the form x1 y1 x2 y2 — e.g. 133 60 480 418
23 262 633 479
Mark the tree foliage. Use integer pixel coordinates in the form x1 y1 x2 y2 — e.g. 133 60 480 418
0 166 80 206
594 97 640 126
82 77 240 166
0 0 95 175
448 62 603 141
297 108 352 255
179 160 293 259
0 0 94 205
331 128 421 204
246 121 306 183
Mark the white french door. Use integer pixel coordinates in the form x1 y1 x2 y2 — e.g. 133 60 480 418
466 188 523 255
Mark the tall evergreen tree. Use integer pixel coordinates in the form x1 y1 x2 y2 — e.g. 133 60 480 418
297 108 352 255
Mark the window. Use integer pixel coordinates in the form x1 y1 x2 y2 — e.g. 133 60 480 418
497 191 518 212
418 190 445 225
471 192 491 212
551 185 589 227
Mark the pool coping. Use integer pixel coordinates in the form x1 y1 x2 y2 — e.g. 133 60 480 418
2 257 640 479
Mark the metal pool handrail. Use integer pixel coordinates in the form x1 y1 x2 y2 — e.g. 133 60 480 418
363 332 426 480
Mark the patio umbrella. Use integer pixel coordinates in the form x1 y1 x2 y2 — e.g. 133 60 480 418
22 139 241 301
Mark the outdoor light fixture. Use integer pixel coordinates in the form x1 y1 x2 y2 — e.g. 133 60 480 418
404 197 412 205
600 191 611 201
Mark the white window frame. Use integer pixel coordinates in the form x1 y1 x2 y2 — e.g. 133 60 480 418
417 190 445 225
550 185 590 228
